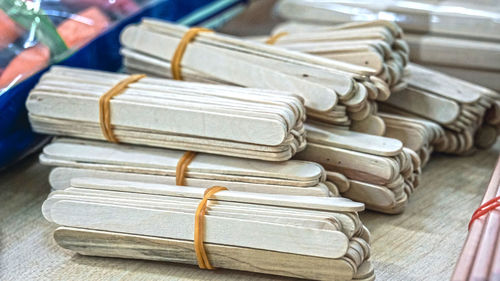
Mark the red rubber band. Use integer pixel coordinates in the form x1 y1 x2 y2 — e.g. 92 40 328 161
468 195 500 230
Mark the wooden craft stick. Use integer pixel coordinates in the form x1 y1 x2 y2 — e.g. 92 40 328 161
48 199 349 258
48 167 331 197
69 178 364 212
306 122 402 156
42 138 322 181
54 227 360 281
384 87 461 125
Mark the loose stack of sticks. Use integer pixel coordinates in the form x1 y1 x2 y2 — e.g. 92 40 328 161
295 122 419 214
275 0 500 91
26 66 307 161
382 64 500 154
452 156 500 281
379 112 444 167
120 18 393 134
260 19 500 155
404 33 500 92
268 20 409 91
43 178 374 281
41 138 340 197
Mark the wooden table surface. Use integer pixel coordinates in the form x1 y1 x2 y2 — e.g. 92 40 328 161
1 2 498 280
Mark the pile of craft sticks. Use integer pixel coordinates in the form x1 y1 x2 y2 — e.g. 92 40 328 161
27 12 500 280
261 19 500 155
275 0 500 91
296 122 419 214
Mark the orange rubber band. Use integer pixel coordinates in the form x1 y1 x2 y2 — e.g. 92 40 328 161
99 74 146 143
171 27 213 80
265 32 288 45
469 195 500 230
194 186 228 269
176 151 197 186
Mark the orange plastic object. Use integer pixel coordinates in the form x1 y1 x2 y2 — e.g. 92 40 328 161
0 45 50 88
0 7 110 88
0 10 23 49
57 6 110 48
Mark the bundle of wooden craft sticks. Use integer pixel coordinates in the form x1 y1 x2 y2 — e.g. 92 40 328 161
27 66 307 161
41 138 339 197
44 179 373 281
452 156 500 280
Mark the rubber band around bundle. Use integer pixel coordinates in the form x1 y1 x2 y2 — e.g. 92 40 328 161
194 186 228 269
265 32 288 45
468 195 500 230
99 74 146 143
176 151 197 186
171 27 213 80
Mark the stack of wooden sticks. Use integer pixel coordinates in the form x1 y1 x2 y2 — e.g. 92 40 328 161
275 0 500 90
267 20 409 90
120 18 392 134
379 112 444 167
274 0 500 41
261 20 500 155
404 33 500 91
26 66 307 161
382 64 500 154
295 122 419 214
43 178 373 281
452 156 500 280
41 138 339 197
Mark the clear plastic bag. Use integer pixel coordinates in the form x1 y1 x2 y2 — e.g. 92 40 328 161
0 0 148 91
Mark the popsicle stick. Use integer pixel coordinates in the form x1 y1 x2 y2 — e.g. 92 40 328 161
49 199 349 258
54 227 358 281
306 122 402 156
295 143 398 185
384 87 461 125
43 194 341 232
42 138 322 181
342 180 396 209
48 167 330 197
51 187 359 236
70 178 365 212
